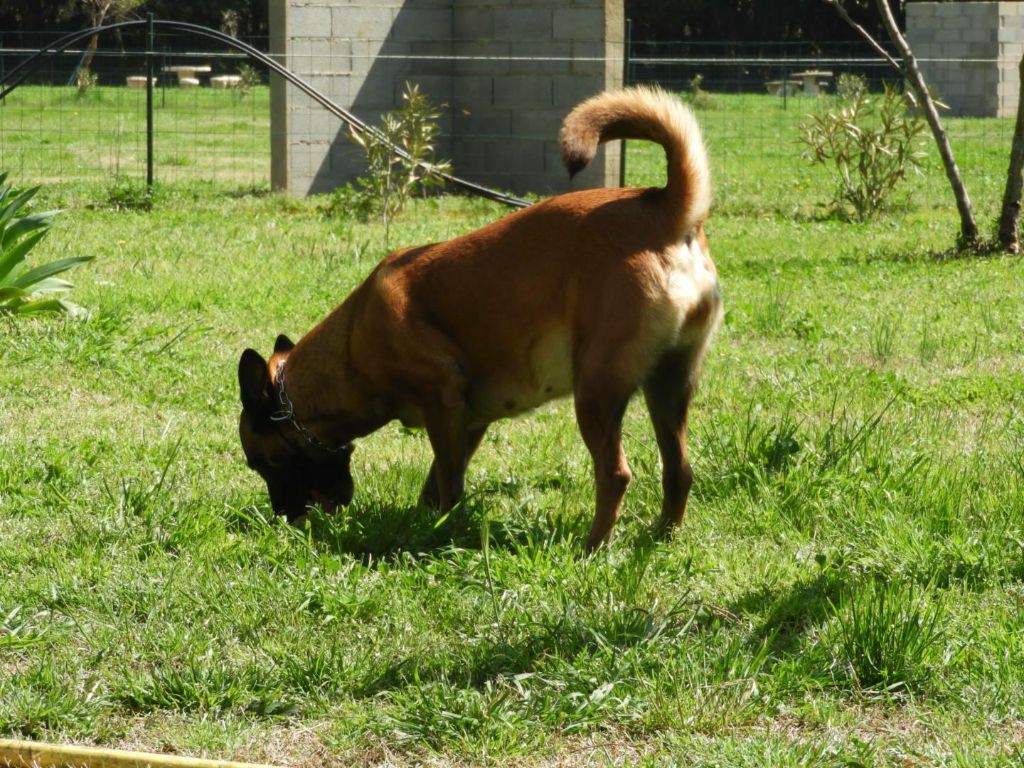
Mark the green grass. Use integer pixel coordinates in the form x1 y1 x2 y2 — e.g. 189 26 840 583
0 85 269 188
2 92 1024 765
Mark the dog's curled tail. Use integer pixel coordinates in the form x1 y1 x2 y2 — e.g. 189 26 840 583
560 86 710 236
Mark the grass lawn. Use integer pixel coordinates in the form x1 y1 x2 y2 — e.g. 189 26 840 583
0 84 270 187
2 92 1024 766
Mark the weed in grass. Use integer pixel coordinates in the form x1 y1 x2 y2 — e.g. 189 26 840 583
919 320 941 365
751 282 790 335
824 579 946 692
158 154 192 168
869 313 900 362
0 657 104 738
103 182 155 211
119 661 295 717
960 329 984 366
978 299 998 335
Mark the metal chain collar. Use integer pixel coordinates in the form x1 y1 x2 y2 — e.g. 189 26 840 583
270 360 352 455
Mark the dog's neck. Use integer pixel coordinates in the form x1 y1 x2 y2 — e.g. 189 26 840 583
274 309 389 443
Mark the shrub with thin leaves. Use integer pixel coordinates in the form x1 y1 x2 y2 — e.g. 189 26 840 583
836 72 867 102
801 85 926 220
0 172 92 315
348 82 451 242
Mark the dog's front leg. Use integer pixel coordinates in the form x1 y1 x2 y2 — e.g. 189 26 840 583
422 406 475 512
419 425 488 508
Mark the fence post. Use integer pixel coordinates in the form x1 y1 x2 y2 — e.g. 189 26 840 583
146 12 154 188
619 17 631 188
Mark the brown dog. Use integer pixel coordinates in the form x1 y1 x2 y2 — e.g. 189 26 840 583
238 86 721 551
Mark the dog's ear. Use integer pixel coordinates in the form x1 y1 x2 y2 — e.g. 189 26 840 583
238 348 273 422
274 334 295 354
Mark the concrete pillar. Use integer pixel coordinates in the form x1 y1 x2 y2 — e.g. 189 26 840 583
271 0 623 196
907 1 1019 118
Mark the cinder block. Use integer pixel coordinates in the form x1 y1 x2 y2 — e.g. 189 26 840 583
349 39 387 76
968 41 995 59
553 8 604 40
331 6 395 40
453 41 511 75
409 40 456 76
506 41 573 75
454 8 493 40
511 109 562 139
552 75 601 107
493 76 553 108
289 5 333 37
963 27 993 44
485 139 545 173
455 109 512 137
1001 25 1024 43
454 75 495 106
493 8 553 40
391 9 452 41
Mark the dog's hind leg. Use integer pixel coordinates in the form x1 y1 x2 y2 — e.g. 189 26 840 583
642 348 700 538
419 425 488 508
574 374 634 553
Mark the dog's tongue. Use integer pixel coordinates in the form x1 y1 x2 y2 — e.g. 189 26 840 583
311 490 338 515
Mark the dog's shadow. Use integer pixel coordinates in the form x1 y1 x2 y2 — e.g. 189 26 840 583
304 493 583 561
727 570 843 661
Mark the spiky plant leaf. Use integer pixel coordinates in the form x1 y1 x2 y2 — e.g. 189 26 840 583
0 173 91 316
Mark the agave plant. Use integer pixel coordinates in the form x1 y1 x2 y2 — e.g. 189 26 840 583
0 172 92 315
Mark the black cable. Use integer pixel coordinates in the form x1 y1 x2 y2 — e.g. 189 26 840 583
0 20 532 209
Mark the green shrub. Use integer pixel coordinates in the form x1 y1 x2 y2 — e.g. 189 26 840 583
801 85 926 220
348 82 451 242
836 72 867 102
0 173 93 315
75 68 98 98
236 64 261 98
685 73 716 110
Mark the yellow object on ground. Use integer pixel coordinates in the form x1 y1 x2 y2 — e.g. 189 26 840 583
0 740 281 768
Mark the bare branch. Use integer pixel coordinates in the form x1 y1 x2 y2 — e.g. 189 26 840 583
820 0 903 73
874 0 978 245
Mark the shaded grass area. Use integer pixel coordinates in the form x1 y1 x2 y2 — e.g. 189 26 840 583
2 93 1024 765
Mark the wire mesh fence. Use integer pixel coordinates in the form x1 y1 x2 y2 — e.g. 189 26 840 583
0 29 270 190
0 30 1017 211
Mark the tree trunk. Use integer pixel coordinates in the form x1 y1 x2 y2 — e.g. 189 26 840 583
80 35 100 77
875 0 979 246
998 54 1024 253
79 3 113 77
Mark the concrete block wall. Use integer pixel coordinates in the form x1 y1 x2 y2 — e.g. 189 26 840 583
271 0 624 196
907 1 1024 117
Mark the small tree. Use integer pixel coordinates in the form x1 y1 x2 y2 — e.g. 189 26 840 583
802 85 926 220
821 0 979 247
348 82 451 244
63 0 145 85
